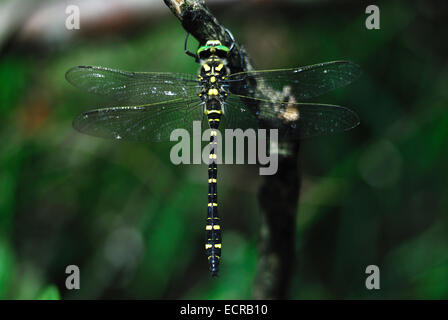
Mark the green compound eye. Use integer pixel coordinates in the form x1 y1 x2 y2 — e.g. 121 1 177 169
197 45 211 57
197 44 230 59
215 45 230 53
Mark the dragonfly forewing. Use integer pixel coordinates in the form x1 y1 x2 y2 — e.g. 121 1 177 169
66 66 201 105
227 61 361 102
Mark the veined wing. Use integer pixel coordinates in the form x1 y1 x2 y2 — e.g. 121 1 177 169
66 66 201 105
73 98 204 142
280 102 359 139
222 95 359 139
227 61 361 101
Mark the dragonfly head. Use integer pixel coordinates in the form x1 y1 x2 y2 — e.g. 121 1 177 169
197 40 230 59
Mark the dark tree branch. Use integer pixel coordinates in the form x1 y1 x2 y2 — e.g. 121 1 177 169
163 0 300 299
163 0 248 74
253 141 300 299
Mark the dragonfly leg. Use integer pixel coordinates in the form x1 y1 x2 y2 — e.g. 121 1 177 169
223 28 235 52
184 32 199 62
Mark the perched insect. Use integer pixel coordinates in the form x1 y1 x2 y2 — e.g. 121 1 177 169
66 29 360 277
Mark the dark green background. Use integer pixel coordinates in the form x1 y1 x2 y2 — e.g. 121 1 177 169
0 0 447 299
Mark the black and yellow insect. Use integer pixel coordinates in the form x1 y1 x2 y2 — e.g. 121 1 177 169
66 32 360 277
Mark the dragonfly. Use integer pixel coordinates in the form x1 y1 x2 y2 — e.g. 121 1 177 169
66 30 360 277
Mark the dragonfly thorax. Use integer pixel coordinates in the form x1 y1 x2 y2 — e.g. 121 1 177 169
199 57 229 79
198 57 230 105
197 40 231 103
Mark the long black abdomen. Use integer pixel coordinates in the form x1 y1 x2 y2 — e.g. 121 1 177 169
205 100 222 276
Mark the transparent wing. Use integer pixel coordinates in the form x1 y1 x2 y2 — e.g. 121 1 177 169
66 66 201 105
73 99 204 142
280 102 359 139
220 96 259 131
220 96 359 139
227 61 361 101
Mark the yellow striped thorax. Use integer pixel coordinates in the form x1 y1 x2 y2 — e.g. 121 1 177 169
198 45 230 105
199 58 228 82
198 40 230 87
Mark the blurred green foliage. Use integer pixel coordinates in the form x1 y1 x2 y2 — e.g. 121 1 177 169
0 0 447 299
